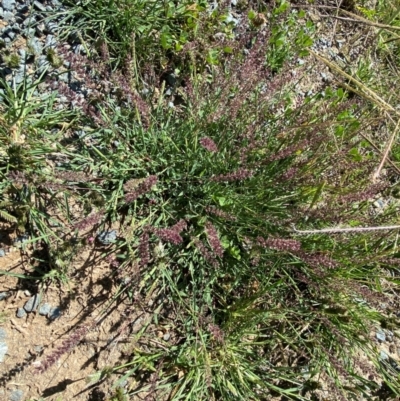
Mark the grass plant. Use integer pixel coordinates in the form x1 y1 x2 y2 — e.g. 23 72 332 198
1 0 400 400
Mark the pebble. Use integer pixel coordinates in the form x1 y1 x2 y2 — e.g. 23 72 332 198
0 328 6 341
36 55 50 74
48 306 61 320
379 350 389 361
2 0 16 12
0 292 8 300
45 34 57 48
16 307 27 318
23 17 35 27
0 249 5 257
165 73 176 86
24 294 41 312
3 11 15 22
33 1 47 12
97 230 118 245
163 333 171 341
9 389 24 401
376 329 386 342
13 234 29 249
0 341 8 362
28 37 43 55
34 345 43 353
38 303 51 316
36 23 46 36
45 21 58 34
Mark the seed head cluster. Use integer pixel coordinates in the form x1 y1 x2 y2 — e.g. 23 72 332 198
205 222 224 258
153 219 187 245
125 175 157 203
199 137 218 153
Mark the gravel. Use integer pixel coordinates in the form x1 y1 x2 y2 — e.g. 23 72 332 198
16 308 27 318
38 303 51 316
376 329 386 342
49 306 62 320
0 292 8 300
0 341 8 362
2 0 16 12
13 234 29 249
24 294 41 312
97 230 118 245
0 328 6 341
9 389 24 401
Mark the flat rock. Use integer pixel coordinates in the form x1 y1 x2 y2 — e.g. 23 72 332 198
24 294 41 312
3 0 16 12
0 328 6 341
16 307 27 318
9 389 24 401
97 230 118 245
0 342 8 362
0 292 8 300
38 303 51 316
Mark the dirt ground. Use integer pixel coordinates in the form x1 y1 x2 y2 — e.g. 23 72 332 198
0 241 151 401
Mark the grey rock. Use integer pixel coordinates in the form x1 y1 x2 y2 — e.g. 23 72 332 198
33 345 43 353
225 12 239 26
13 234 29 248
28 37 42 55
73 44 86 54
163 333 170 341
376 329 386 342
16 4 29 13
2 0 16 12
33 1 47 12
165 73 176 86
0 342 8 362
36 23 45 36
0 328 6 341
0 249 5 257
45 34 56 48
23 17 36 27
49 306 61 320
0 292 9 300
36 55 49 75
45 21 58 34
3 11 15 22
24 294 41 312
14 71 24 85
379 350 389 361
16 307 26 318
9 389 24 401
97 230 118 245
38 303 51 316
24 28 36 38
7 30 16 40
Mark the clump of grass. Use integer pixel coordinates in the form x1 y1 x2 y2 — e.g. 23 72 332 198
2 1 400 400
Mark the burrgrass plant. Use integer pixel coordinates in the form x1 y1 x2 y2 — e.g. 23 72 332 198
2 3 400 401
